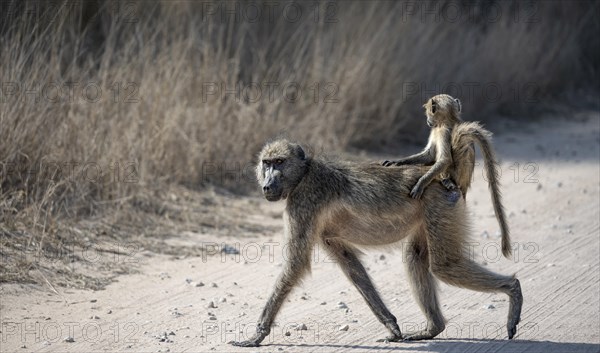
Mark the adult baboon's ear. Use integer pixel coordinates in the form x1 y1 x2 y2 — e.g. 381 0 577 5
431 99 437 114
293 144 306 160
455 98 462 113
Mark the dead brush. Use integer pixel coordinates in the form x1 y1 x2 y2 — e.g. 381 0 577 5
0 0 597 287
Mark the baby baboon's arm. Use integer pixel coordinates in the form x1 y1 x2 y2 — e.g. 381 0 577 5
382 146 435 167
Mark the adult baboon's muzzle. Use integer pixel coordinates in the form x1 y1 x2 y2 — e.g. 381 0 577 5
262 167 283 201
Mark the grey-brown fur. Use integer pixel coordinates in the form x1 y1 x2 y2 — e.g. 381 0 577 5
230 139 522 347
383 94 512 258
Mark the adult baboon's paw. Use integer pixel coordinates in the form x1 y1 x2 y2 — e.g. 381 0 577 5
376 334 403 343
402 330 436 341
507 325 517 340
507 279 523 339
382 160 395 166
229 339 261 347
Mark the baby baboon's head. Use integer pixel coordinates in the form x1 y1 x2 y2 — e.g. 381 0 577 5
256 139 308 201
423 94 462 127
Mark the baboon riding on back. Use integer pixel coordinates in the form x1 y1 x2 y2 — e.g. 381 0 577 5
230 138 522 347
383 94 512 258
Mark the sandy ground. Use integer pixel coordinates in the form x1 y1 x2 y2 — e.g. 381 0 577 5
1 114 599 353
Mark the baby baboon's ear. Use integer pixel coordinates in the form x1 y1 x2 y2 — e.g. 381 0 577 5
455 98 462 113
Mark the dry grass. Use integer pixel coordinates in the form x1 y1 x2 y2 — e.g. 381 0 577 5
0 0 598 286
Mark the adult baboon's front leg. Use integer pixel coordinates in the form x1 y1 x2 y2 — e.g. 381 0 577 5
402 236 446 340
230 228 313 347
324 240 402 342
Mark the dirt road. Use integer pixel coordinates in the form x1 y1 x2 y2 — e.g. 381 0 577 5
1 114 599 353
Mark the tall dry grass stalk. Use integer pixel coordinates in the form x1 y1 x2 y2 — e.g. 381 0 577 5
0 0 598 223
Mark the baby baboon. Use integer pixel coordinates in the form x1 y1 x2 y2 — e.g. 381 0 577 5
382 94 512 257
230 139 522 347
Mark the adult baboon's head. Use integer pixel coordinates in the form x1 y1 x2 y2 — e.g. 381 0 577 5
256 139 308 201
423 94 462 128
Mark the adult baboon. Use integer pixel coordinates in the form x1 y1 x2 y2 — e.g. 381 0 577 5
382 94 512 257
230 139 522 347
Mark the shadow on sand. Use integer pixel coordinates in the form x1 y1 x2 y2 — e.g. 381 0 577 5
269 338 600 353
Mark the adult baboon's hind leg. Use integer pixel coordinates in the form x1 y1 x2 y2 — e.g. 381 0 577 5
324 239 403 342
429 241 523 339
402 234 446 340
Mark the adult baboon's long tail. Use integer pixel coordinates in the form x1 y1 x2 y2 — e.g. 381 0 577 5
454 122 511 258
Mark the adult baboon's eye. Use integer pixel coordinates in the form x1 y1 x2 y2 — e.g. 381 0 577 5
275 159 284 165
263 160 271 166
